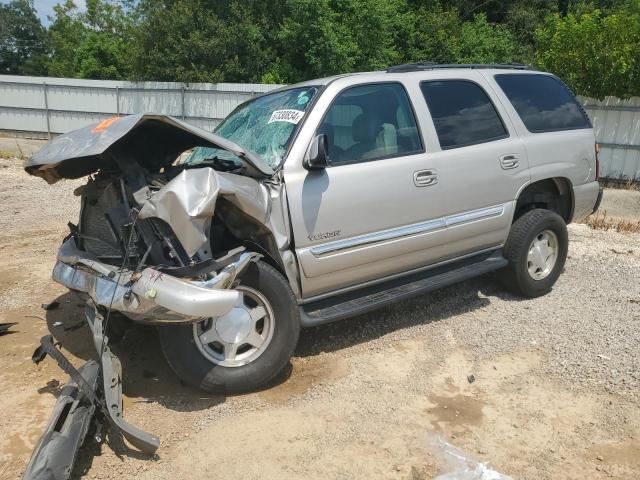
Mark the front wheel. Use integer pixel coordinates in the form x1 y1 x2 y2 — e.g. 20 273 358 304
158 261 300 394
498 209 568 298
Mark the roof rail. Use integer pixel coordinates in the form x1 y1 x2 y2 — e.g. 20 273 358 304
386 62 534 73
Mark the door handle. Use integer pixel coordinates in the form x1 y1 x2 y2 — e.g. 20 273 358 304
413 170 438 187
500 154 519 170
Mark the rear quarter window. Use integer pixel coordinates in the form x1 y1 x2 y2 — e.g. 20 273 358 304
494 73 591 133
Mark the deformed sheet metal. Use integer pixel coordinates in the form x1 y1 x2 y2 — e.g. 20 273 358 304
24 114 273 184
137 168 270 257
53 237 243 322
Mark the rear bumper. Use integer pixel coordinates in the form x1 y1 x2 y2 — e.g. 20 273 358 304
572 181 602 221
591 187 604 215
52 238 256 324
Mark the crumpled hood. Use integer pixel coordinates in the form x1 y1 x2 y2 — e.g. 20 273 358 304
24 113 273 184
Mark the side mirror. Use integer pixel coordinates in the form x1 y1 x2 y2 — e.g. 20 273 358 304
304 134 329 170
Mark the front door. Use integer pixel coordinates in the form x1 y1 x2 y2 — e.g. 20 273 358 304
284 82 450 298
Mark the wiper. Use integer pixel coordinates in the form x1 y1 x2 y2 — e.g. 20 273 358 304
200 156 242 171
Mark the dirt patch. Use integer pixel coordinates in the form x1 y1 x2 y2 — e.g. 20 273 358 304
258 355 350 404
1 156 640 480
590 441 640 469
426 393 485 431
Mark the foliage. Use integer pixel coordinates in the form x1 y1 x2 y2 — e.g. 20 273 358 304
1 0 638 98
404 7 521 65
270 0 407 82
535 7 640 98
47 0 134 79
0 0 48 75
129 0 289 83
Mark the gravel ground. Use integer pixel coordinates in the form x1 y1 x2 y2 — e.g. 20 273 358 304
0 156 639 479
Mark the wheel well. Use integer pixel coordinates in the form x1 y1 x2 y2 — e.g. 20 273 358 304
209 198 286 275
514 178 573 223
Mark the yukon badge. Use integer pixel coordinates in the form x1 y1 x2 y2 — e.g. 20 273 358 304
308 230 341 242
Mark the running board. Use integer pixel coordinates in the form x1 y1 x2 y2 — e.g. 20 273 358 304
299 249 507 327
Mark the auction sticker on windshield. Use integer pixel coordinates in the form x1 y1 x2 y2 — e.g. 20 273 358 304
268 109 305 124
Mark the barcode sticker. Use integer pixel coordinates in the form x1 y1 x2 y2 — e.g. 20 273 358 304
268 109 305 124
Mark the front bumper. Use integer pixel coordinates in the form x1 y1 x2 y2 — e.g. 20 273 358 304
53 238 257 323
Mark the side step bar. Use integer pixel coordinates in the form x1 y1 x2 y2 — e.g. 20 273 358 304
300 249 507 327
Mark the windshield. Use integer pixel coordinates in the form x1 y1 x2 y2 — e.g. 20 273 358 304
186 86 320 170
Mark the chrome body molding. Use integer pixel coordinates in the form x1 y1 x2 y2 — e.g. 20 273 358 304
309 204 505 256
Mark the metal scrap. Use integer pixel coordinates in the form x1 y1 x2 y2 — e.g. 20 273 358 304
0 322 17 335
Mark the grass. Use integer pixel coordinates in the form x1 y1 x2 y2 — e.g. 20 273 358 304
600 178 639 191
582 210 640 233
0 148 28 161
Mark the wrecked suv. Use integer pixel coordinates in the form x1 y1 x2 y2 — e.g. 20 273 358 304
26 64 602 395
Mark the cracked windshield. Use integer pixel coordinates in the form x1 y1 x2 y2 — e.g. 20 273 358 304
187 86 319 170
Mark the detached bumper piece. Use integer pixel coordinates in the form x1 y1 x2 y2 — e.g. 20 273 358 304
24 305 160 480
22 358 99 480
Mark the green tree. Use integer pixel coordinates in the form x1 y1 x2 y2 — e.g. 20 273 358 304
0 0 48 75
48 0 134 79
503 1 558 60
269 0 411 82
453 13 519 63
535 8 640 98
131 0 285 83
406 8 520 64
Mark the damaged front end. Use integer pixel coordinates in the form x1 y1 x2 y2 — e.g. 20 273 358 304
23 114 297 475
26 114 288 325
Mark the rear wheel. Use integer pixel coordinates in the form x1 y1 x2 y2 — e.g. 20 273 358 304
499 209 568 298
158 261 300 394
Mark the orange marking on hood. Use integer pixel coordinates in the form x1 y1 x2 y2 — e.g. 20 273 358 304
92 116 121 133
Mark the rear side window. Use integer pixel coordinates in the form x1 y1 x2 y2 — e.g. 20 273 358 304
494 74 591 133
420 80 508 150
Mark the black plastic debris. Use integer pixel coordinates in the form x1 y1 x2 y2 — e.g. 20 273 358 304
24 331 160 480
0 322 17 335
22 360 100 480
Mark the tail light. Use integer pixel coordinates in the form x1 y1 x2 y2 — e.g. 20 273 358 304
595 143 600 180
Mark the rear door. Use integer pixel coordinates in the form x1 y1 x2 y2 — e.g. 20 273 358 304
415 72 530 257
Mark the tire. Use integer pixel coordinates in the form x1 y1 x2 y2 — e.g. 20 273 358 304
498 209 568 298
158 261 300 395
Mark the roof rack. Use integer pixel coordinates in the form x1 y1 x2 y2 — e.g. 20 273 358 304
386 62 533 73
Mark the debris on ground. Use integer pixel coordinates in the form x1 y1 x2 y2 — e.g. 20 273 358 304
428 433 513 480
0 322 17 335
24 335 160 479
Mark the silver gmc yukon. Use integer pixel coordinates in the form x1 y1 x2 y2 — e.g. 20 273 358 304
26 63 603 395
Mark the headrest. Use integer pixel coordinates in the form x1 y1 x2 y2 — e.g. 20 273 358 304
352 113 382 143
